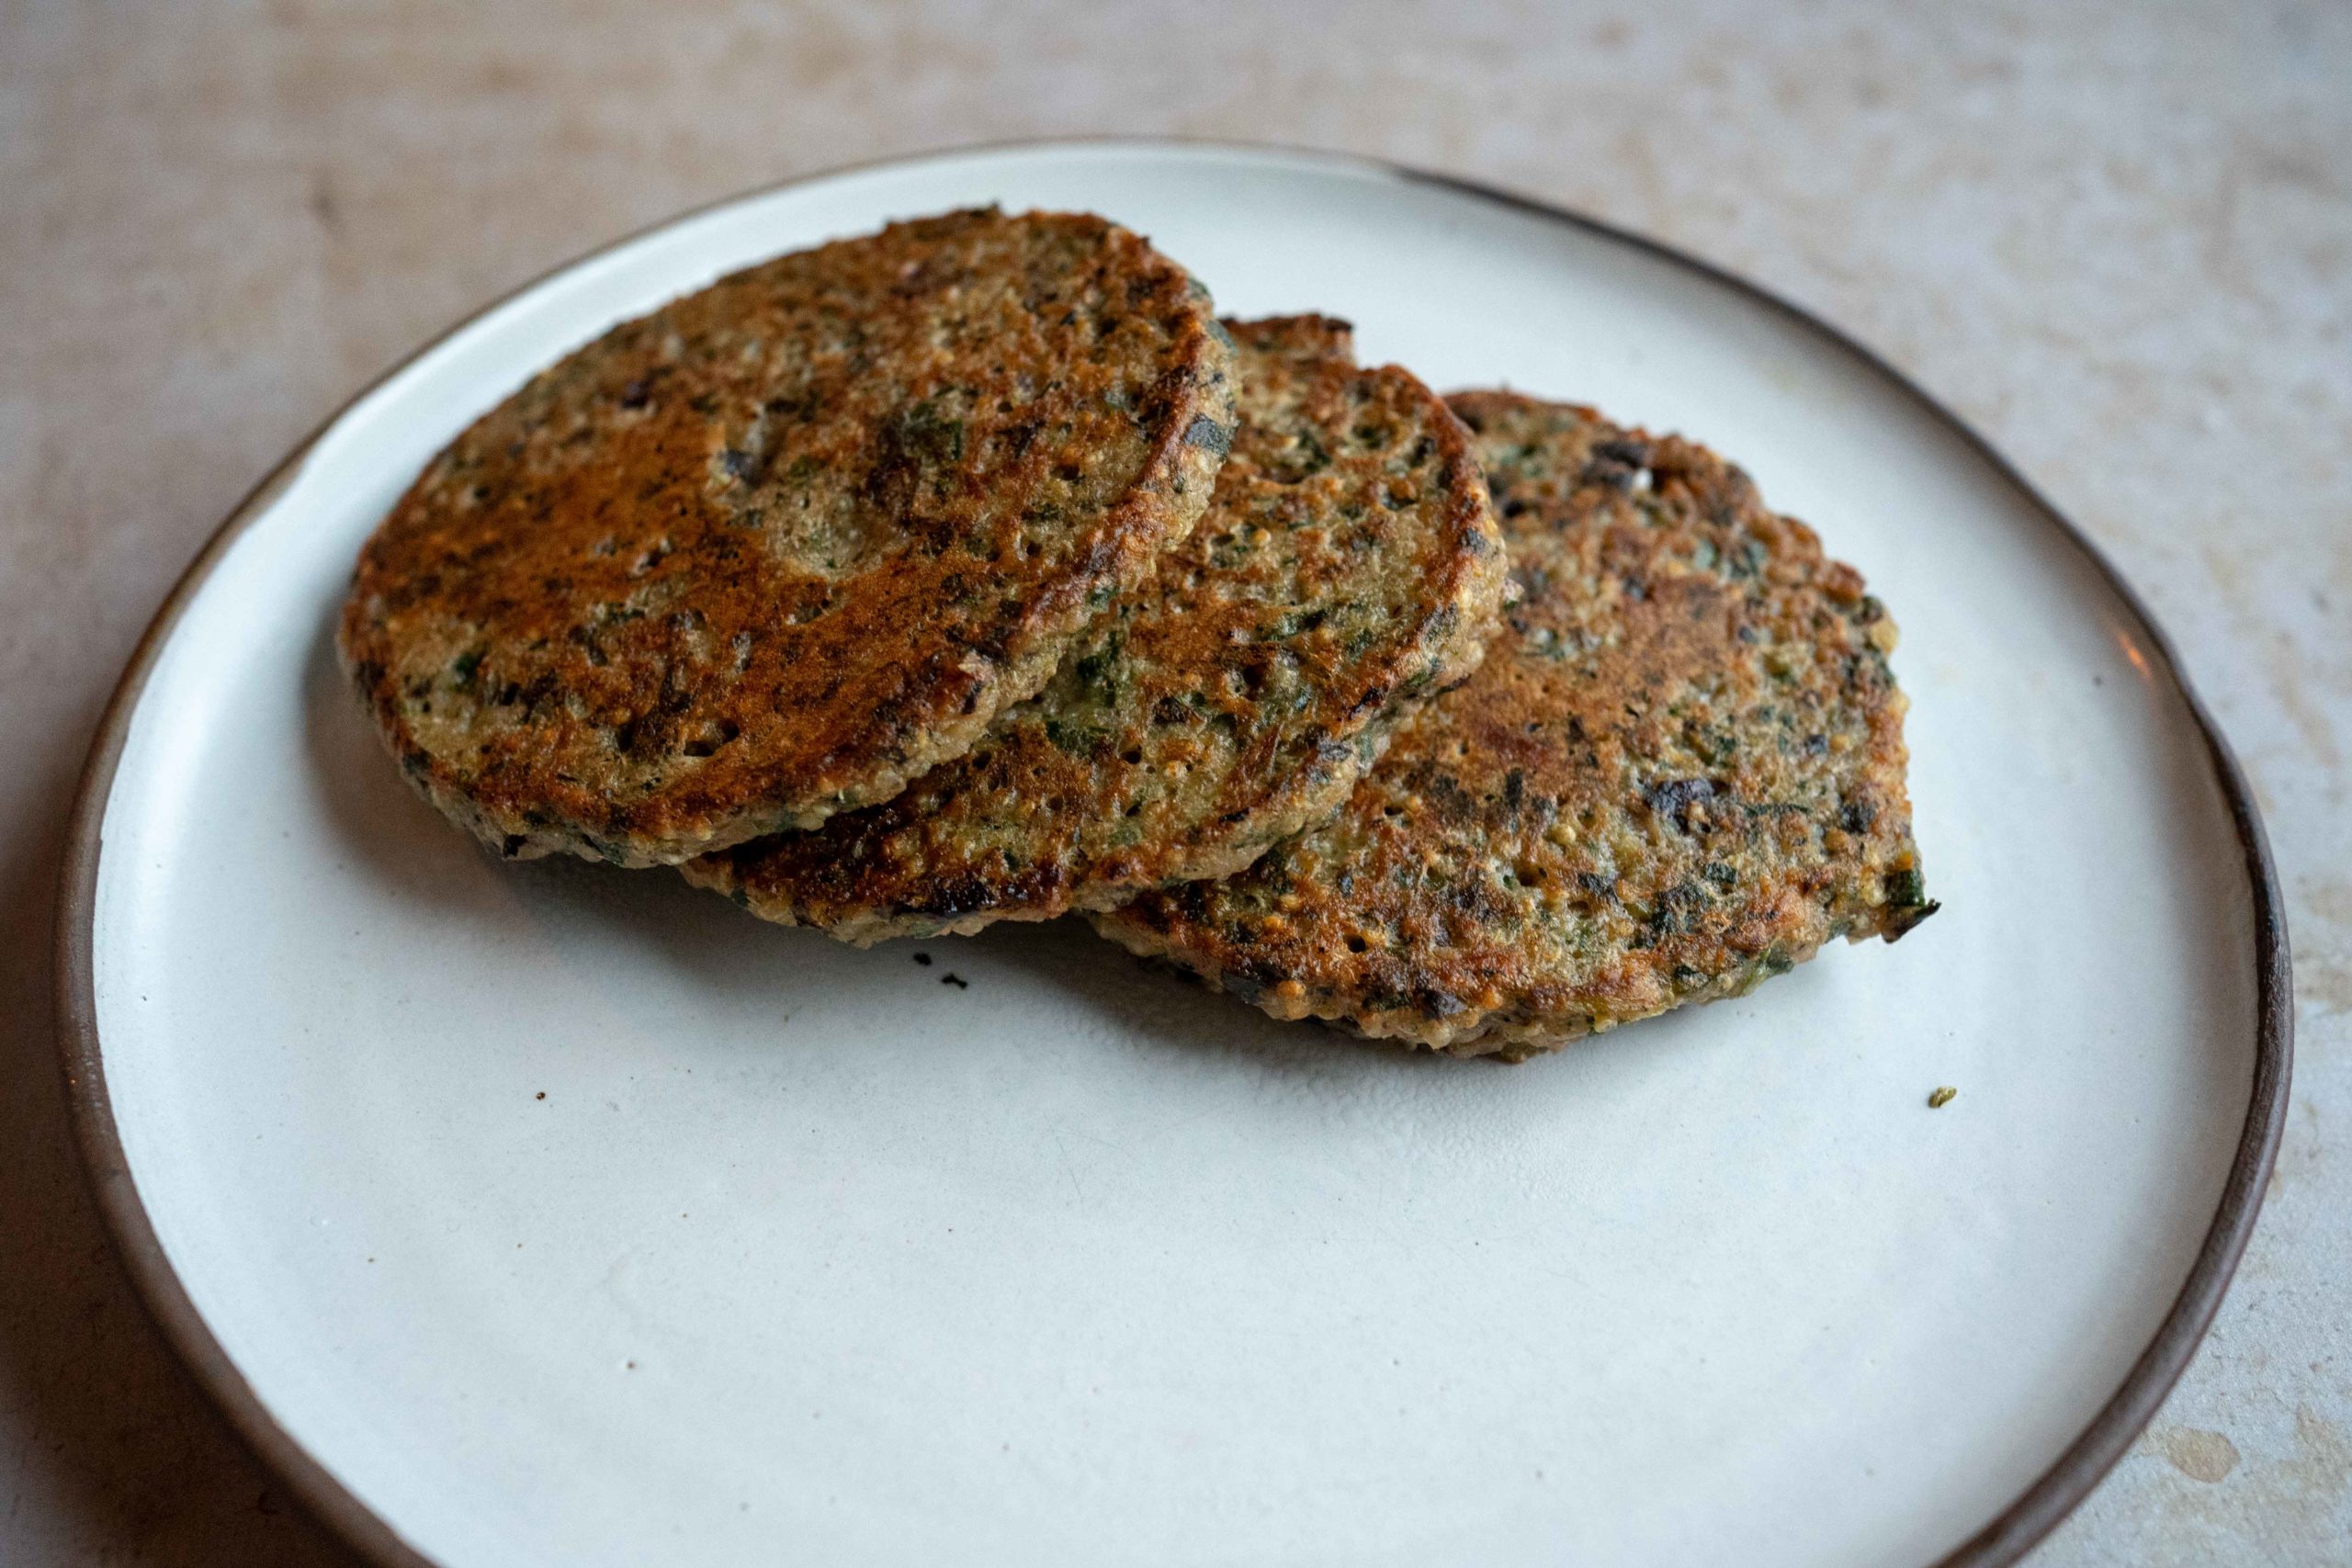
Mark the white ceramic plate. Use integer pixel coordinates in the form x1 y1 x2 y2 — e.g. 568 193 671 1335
61 142 2288 1568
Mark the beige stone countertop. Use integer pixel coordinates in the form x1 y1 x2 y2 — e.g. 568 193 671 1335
3 3 2344 1562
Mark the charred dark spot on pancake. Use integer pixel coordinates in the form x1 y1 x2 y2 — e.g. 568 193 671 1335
1645 776 1718 833
1881 868 1940 940
1183 414 1233 455
906 874 1005 920
1415 985 1468 1020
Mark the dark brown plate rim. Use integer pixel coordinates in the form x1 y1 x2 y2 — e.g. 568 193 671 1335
53 137 2293 1568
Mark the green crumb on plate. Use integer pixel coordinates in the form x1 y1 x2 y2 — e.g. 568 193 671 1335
1928 1085 1958 1109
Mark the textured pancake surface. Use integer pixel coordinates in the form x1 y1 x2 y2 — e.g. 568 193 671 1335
684 317 1508 942
1095 390 1936 1057
339 208 1237 866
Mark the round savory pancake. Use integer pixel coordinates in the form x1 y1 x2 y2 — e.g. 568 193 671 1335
339 208 1238 867
682 317 1509 943
1094 390 1937 1059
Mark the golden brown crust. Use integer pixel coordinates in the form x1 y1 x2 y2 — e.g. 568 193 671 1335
1094 391 1936 1058
338 209 1237 866
683 318 1508 942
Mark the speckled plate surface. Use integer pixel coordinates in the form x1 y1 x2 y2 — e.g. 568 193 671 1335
58 141 2289 1568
